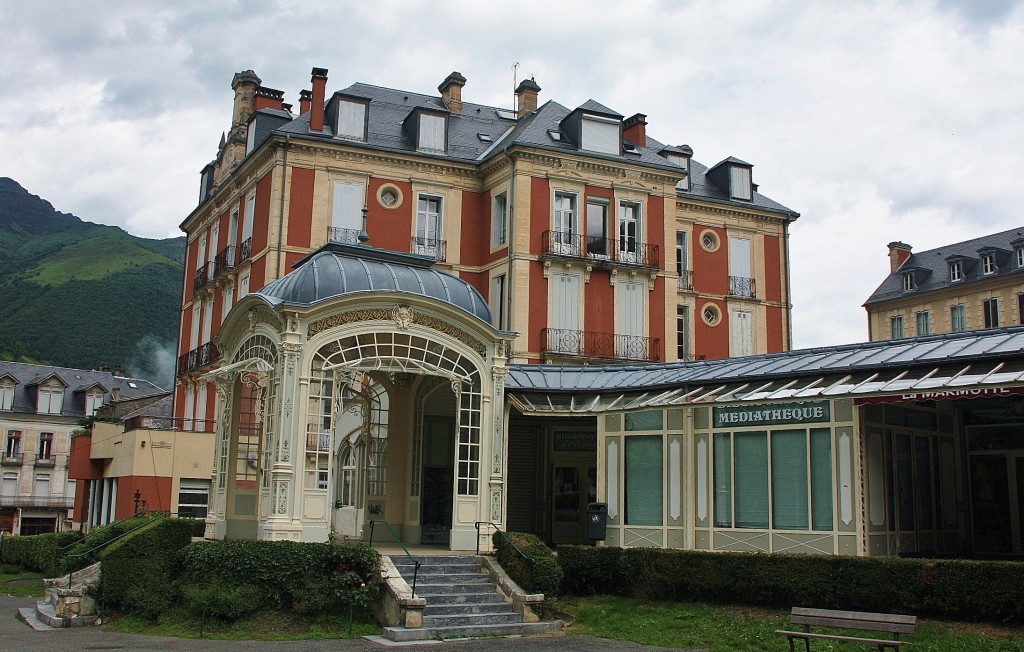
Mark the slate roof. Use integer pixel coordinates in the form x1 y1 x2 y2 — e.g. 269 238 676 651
256 242 492 324
0 361 164 418
261 80 797 219
505 326 1024 393
865 226 1024 305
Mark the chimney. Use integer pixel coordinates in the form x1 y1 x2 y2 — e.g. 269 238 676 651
230 70 262 129
888 241 913 272
515 77 541 118
112 386 121 402
438 71 467 114
282 102 293 114
623 113 647 148
299 89 312 115
310 67 328 132
254 86 285 111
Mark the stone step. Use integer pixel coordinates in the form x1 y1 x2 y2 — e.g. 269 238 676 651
405 572 489 585
423 612 523 628
423 601 515 616
383 620 561 642
414 582 499 596
17 606 54 631
422 592 510 605
32 599 97 628
393 562 482 574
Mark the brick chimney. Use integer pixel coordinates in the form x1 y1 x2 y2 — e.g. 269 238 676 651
439 72 467 114
230 70 262 129
623 113 647 147
112 386 120 401
310 67 328 132
888 241 913 272
515 77 541 118
299 90 312 115
254 86 285 111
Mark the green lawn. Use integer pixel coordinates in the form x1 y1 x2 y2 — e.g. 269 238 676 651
107 606 381 640
554 596 1024 652
0 567 44 598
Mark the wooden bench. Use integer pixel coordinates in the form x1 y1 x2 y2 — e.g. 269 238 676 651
776 607 917 651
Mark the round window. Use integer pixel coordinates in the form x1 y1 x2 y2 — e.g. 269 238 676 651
702 304 721 326
700 229 720 252
376 184 404 210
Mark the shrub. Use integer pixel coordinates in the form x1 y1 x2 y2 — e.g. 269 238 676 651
98 518 195 617
493 531 562 599
60 513 167 573
0 531 82 574
556 547 1024 624
180 580 263 622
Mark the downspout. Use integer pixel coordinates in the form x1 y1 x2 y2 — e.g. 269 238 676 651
783 218 793 351
276 135 291 280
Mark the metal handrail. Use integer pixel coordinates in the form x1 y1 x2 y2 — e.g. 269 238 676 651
53 510 170 583
475 522 535 589
367 520 421 597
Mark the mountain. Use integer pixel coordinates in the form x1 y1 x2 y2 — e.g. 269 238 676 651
0 178 184 389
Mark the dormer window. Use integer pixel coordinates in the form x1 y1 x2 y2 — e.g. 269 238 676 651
36 379 64 415
580 115 620 155
337 99 368 141
950 260 964 282
548 130 565 142
0 378 13 411
85 389 105 417
1017 247 1024 268
245 117 257 154
418 113 446 151
982 253 996 275
730 165 752 200
902 272 914 291
662 149 691 191
707 157 753 201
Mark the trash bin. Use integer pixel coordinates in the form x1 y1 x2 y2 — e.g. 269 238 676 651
587 502 608 541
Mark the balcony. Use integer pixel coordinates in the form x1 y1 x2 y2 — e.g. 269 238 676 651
412 237 447 262
238 237 253 264
124 416 216 433
328 227 362 245
542 328 661 362
177 341 221 377
0 495 74 508
193 262 214 292
677 269 693 291
540 231 660 270
1 453 22 466
34 454 55 467
728 276 756 299
214 245 236 278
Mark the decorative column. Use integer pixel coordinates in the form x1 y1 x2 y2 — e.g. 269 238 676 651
207 375 234 540
489 365 509 524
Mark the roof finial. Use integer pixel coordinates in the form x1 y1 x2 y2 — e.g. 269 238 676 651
358 206 370 245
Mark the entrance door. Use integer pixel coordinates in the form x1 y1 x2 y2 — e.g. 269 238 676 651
421 417 455 545
970 454 1024 554
551 463 597 544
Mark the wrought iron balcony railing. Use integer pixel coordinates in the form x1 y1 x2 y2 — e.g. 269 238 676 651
238 237 253 264
34 454 55 467
677 269 693 291
412 237 447 262
542 328 661 362
328 227 362 245
214 245 236 277
1 453 22 466
541 231 660 269
123 416 216 434
728 276 756 298
193 262 214 292
177 341 221 377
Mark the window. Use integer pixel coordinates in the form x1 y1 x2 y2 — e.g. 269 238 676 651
245 117 256 154
729 165 752 200
177 480 210 519
890 315 905 339
625 435 663 526
1 472 16 497
714 429 833 531
418 113 446 151
37 432 53 460
951 304 967 332
1019 294 1024 325
331 181 364 239
700 230 720 252
239 273 250 297
337 100 367 140
33 473 49 497
982 253 996 275
5 431 21 459
916 311 931 336
984 298 1000 328
491 192 507 247
553 192 578 255
580 115 620 155
415 195 443 259
677 305 690 360
1017 247 1024 268
902 273 914 291
36 380 64 415
730 309 754 357
0 379 13 411
549 272 581 354
949 260 963 282
666 154 690 191
490 274 506 330
728 236 754 298
618 201 641 259
586 199 608 256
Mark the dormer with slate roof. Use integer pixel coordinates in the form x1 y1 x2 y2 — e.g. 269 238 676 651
325 91 371 142
559 100 623 156
26 373 69 415
405 104 450 153
707 157 754 201
976 245 1007 277
659 144 693 191
0 373 16 411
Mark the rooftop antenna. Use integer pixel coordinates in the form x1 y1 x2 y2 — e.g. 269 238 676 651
512 62 520 114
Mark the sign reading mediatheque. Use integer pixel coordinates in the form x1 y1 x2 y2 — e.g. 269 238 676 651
713 400 831 428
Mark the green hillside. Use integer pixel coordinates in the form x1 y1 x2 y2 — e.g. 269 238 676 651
0 178 184 388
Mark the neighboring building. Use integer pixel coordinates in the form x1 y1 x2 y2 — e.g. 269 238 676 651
865 227 1024 340
0 361 161 535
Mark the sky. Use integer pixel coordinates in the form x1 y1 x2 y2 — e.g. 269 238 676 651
2 0 1023 352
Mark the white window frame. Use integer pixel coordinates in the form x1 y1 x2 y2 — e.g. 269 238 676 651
951 304 967 332
414 195 443 259
5 431 21 458
36 380 64 415
902 273 913 291
553 191 578 255
0 379 13 411
37 432 53 460
730 166 752 200
33 473 50 498
618 201 641 260
950 260 963 282
239 273 250 297
891 315 905 339
580 115 620 155
982 253 996 275
916 311 931 336
177 479 211 519
337 100 367 141
418 113 446 151
1017 247 1024 268
490 274 507 330
86 389 104 416
491 191 508 248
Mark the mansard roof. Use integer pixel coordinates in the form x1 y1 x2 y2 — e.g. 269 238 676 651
0 361 163 417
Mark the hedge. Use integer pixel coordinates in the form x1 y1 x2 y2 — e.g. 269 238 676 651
176 540 382 618
556 545 1024 623
60 513 168 574
98 518 196 619
0 530 82 574
493 531 562 599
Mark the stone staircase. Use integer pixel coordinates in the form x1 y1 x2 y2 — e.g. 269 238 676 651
382 555 560 641
18 562 100 629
